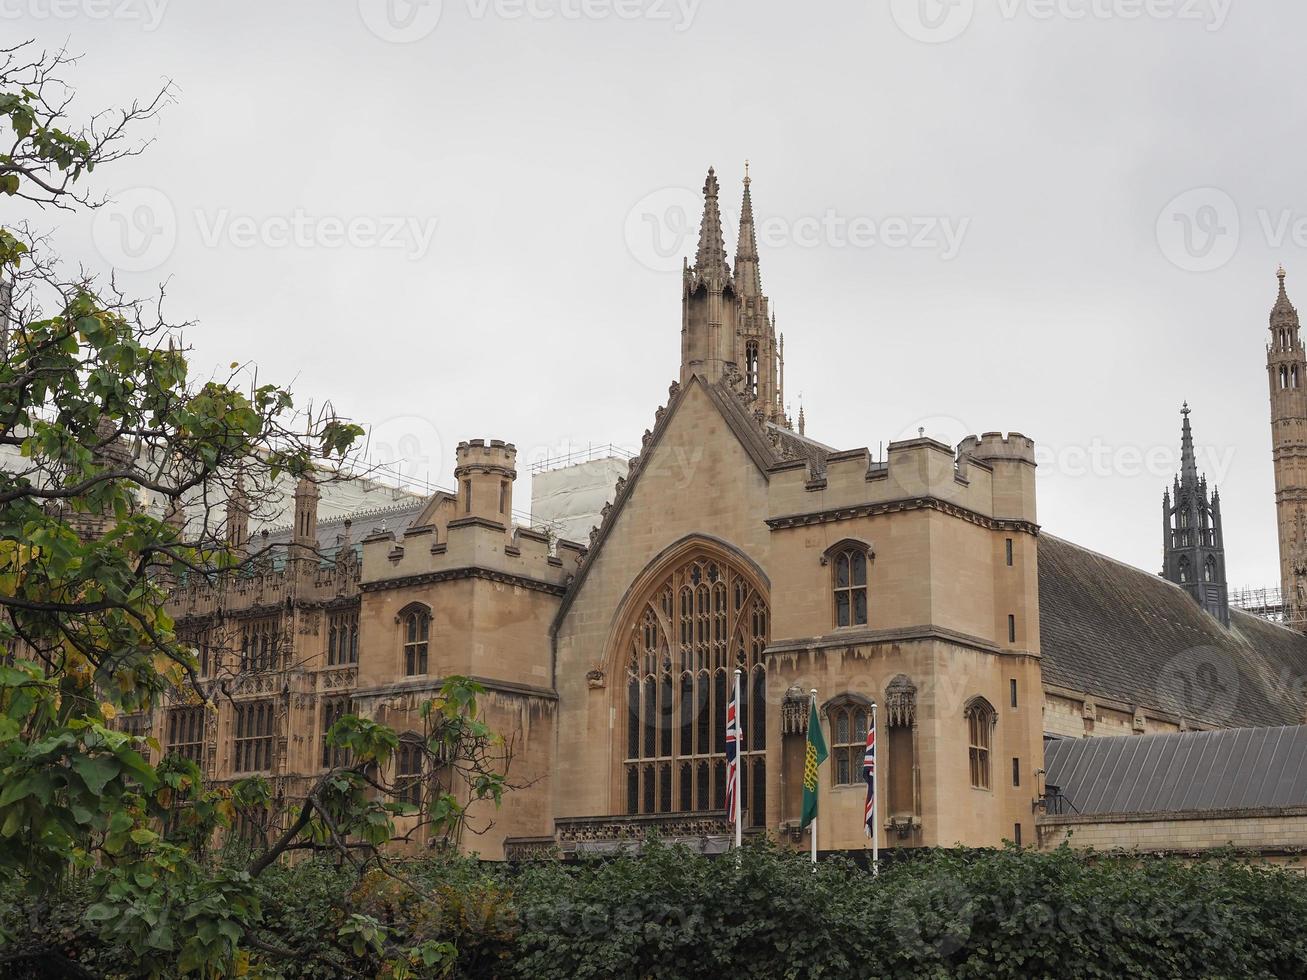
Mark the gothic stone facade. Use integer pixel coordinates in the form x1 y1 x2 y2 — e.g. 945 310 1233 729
144 168 1307 861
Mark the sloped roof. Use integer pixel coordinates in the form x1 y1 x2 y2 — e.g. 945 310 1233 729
1044 726 1307 815
257 498 429 565
1039 534 1307 729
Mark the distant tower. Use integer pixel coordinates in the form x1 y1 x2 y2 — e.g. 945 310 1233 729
1162 404 1229 626
291 472 319 562
1268 267 1307 625
226 467 250 558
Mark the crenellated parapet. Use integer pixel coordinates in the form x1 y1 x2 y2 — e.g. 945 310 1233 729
363 436 579 594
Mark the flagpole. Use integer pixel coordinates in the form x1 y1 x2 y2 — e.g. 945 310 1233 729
810 688 818 865
871 703 879 877
734 668 743 851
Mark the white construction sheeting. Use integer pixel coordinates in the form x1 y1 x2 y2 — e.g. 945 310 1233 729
531 455 629 546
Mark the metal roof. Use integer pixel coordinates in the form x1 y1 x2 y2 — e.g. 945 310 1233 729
1044 726 1307 815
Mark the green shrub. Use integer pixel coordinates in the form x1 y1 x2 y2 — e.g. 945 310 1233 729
3 843 1306 979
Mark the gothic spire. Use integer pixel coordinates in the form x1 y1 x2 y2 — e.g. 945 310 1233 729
693 167 730 283
1179 402 1198 489
1273 265 1299 325
734 161 761 296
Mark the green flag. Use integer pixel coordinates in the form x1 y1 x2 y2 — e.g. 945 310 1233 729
800 698 828 829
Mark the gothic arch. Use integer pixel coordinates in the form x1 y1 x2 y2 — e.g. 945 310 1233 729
607 536 770 822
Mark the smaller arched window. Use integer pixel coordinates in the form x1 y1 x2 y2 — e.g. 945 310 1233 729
829 543 870 628
1282 365 1291 390
745 341 759 395
1204 555 1217 583
1295 366 1301 390
827 697 871 786
401 606 430 676
1178 556 1191 584
965 698 995 791
395 734 424 808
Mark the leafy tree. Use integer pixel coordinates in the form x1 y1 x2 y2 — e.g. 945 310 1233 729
0 41 508 978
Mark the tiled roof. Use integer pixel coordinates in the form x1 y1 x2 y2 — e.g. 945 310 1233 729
1044 726 1307 815
1039 534 1307 730
257 498 429 565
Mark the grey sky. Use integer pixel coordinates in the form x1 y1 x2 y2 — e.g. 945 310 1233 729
7 0 1298 589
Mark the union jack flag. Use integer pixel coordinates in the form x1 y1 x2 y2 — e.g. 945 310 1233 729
863 720 876 838
725 678 740 824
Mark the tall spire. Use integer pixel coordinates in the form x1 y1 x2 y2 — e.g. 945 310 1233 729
734 161 761 297
1275 265 1296 319
693 167 730 284
1162 401 1228 626
1179 402 1198 489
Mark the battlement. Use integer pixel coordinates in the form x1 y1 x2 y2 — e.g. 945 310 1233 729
454 438 519 524
768 428 1038 527
959 432 1037 466
455 439 518 474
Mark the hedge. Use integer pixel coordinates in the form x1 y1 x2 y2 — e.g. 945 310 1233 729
4 842 1306 978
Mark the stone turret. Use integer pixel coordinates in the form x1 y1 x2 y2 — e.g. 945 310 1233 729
957 432 1038 524
454 439 517 525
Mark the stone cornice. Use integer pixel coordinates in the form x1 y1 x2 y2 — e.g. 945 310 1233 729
1039 805 1307 826
350 674 558 702
767 624 1042 660
360 565 567 597
766 496 1041 535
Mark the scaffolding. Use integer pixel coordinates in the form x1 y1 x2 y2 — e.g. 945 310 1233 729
1230 586 1307 629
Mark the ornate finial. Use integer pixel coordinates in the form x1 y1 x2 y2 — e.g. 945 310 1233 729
1182 401 1190 416
1279 264 1288 281
744 159 750 187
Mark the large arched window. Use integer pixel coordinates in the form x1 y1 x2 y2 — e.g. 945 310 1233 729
623 551 768 826
401 605 430 676
965 698 996 791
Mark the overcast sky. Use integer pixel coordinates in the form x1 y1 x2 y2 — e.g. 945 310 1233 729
9 0 1303 591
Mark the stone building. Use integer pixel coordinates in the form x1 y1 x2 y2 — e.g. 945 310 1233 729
137 167 1307 862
